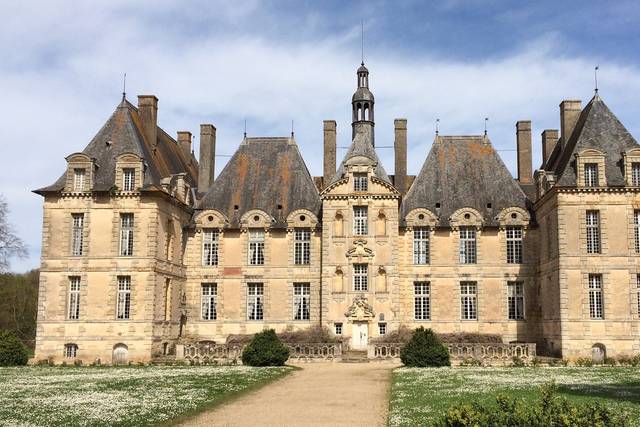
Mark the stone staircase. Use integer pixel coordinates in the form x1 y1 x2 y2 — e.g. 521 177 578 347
340 350 369 363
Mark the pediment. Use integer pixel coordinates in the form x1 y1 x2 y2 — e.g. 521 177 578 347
345 239 374 261
345 295 375 321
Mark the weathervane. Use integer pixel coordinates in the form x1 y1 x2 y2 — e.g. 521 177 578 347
436 118 440 136
484 117 489 136
594 65 599 94
122 72 127 101
291 119 295 138
243 119 247 138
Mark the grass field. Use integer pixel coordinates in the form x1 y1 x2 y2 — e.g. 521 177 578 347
0 365 291 427
389 366 640 426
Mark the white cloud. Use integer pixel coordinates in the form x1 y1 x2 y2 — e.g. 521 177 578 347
1 2 639 272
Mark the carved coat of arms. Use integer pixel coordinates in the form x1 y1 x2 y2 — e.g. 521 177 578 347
345 295 375 321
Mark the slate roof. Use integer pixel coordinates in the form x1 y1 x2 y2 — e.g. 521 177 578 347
330 128 391 185
549 95 638 187
198 137 321 228
401 135 529 227
35 98 198 193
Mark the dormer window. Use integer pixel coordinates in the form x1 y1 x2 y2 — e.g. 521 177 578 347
353 173 368 192
73 169 85 192
123 168 136 191
584 163 599 187
632 163 640 186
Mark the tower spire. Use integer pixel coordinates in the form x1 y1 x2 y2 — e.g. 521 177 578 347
351 62 375 145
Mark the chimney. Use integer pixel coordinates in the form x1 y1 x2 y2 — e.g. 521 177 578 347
516 120 532 184
394 118 408 194
137 95 158 146
541 129 559 168
177 131 192 158
323 120 337 187
198 124 216 192
560 100 581 151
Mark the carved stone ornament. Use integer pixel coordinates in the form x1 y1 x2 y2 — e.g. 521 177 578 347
345 294 375 321
345 239 374 262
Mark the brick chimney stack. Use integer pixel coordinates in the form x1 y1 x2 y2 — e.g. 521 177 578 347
177 131 192 158
137 95 158 146
560 100 582 152
541 129 559 168
516 120 533 184
198 124 216 192
394 119 408 194
323 120 337 187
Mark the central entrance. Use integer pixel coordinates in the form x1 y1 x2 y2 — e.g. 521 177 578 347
351 322 369 350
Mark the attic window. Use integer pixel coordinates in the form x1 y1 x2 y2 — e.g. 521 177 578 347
353 173 368 192
584 163 599 187
299 215 306 222
253 215 260 222
123 168 135 191
511 213 518 219
207 216 214 222
464 213 471 220
418 214 425 220
73 169 86 192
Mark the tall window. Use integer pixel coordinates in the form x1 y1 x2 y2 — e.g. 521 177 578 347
68 276 81 320
353 264 368 291
632 163 640 186
586 210 601 254
71 213 84 256
507 281 525 320
122 168 135 191
460 281 478 320
414 282 431 320
202 229 219 266
636 274 640 316
64 344 78 358
353 206 368 236
584 163 599 187
248 229 265 265
247 283 264 320
588 274 603 319
635 211 640 253
353 173 368 192
119 213 134 256
506 226 523 264
459 227 477 264
294 228 311 265
201 283 217 320
116 276 131 320
73 169 85 192
413 227 430 264
293 283 310 320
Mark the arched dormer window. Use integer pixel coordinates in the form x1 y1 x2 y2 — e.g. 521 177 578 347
115 153 143 193
575 149 605 188
65 153 96 193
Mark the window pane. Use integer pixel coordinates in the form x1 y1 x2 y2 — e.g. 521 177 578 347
203 229 219 266
584 163 598 187
248 229 265 265
586 211 601 254
120 214 134 256
123 168 135 191
201 283 217 320
71 214 84 256
460 281 477 320
294 228 311 265
353 173 368 192
413 227 429 264
353 264 368 291
353 207 368 236
247 283 264 320
459 227 477 264
68 276 81 320
73 169 85 192
506 226 523 264
507 281 525 320
116 276 131 319
588 274 603 319
414 281 430 320
293 283 310 320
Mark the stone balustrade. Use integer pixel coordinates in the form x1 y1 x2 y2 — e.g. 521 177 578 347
177 341 342 363
368 342 537 363
285 343 342 360
369 343 403 359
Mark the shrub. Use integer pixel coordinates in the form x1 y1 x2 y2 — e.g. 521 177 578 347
511 356 526 367
400 327 450 367
436 382 629 427
0 330 28 366
575 357 593 367
459 357 483 367
241 329 290 367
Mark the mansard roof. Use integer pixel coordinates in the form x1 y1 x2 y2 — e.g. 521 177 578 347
330 128 391 185
35 98 198 193
401 135 529 227
550 95 639 187
198 137 321 228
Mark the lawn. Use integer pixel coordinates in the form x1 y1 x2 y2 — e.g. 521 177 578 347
0 365 291 427
389 366 640 426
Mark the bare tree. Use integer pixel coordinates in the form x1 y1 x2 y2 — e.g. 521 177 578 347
0 195 27 273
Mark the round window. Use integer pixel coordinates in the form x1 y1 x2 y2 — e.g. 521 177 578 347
207 215 214 222
253 215 260 222
300 215 306 221
464 213 471 220
511 213 517 219
418 214 425 220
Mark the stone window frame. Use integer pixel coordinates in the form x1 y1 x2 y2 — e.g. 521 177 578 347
450 208 483 265
622 148 640 187
460 280 479 321
353 263 369 292
334 322 343 335
292 282 311 321
64 153 96 193
584 210 602 255
119 213 135 257
67 275 81 320
496 207 531 264
405 208 438 266
378 322 387 335
352 205 368 236
246 282 265 321
201 282 217 321
575 149 606 188
70 213 85 257
413 281 431 321
194 210 229 268
115 153 143 193
240 210 273 267
588 273 604 320
286 209 318 267
115 275 132 320
580 270 608 321
64 343 78 359
353 172 369 192
507 281 525 321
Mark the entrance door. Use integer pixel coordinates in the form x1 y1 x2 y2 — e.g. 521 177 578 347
351 322 369 350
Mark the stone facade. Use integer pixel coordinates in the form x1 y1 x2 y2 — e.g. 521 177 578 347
33 64 640 364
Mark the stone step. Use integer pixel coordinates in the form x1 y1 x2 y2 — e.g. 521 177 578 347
340 350 369 363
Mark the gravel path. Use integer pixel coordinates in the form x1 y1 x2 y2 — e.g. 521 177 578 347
179 361 398 427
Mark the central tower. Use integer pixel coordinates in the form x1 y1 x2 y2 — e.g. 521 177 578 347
352 62 375 145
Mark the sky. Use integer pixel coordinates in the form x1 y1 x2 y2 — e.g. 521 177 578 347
1 0 640 272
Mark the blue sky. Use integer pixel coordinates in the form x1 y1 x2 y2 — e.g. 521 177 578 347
1 0 640 272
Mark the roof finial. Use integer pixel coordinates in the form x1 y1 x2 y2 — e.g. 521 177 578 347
243 119 247 138
291 119 295 138
484 117 489 136
122 72 127 101
361 20 364 65
594 65 599 95
435 118 440 135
